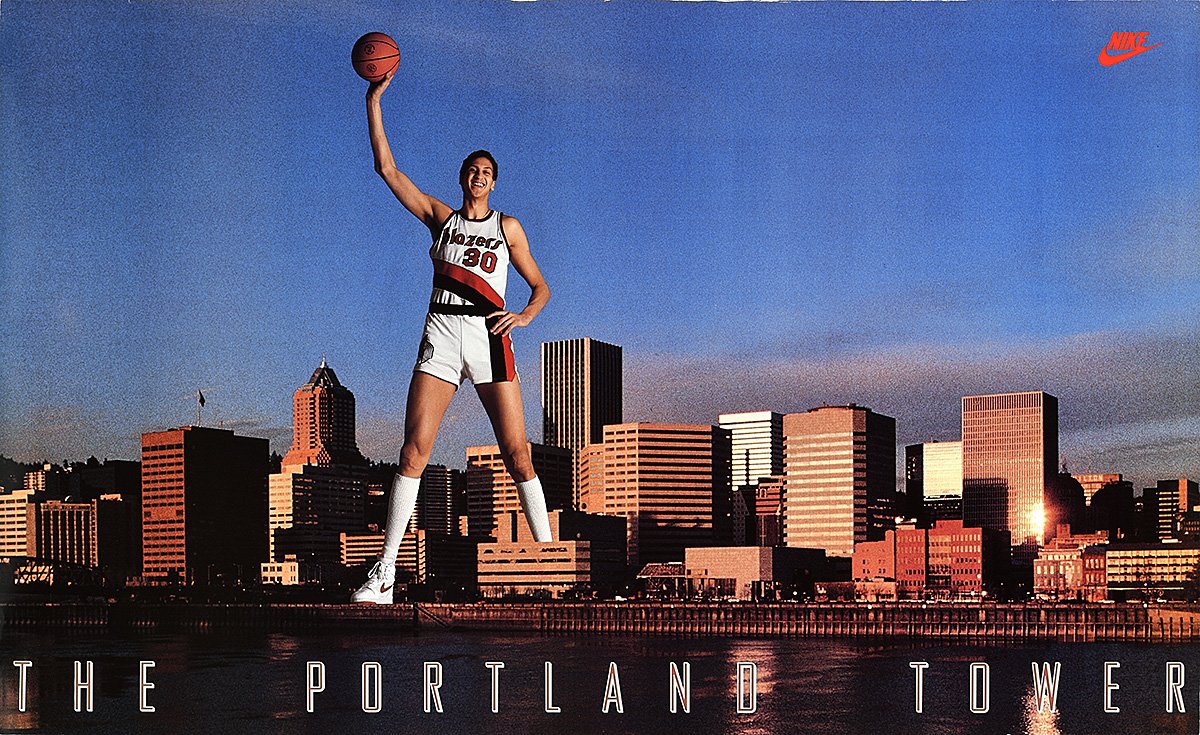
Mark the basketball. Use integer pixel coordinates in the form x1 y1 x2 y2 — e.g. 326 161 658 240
352 32 399 82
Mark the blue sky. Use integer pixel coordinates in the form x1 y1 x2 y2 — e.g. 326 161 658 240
1 0 1197 490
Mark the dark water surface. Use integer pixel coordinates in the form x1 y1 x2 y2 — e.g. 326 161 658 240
1 628 1197 734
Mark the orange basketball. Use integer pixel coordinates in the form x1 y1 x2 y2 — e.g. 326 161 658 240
352 32 399 82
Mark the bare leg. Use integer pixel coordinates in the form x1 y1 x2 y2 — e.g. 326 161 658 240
475 378 534 481
476 379 552 541
383 371 457 560
399 371 458 477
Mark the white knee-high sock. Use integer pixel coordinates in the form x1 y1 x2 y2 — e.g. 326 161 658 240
516 476 553 542
381 474 420 565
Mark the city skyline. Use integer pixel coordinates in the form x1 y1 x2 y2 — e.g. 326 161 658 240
1 1 1196 492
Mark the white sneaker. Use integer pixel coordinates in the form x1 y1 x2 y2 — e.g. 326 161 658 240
351 560 395 604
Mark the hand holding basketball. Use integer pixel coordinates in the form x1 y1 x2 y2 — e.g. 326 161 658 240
352 32 399 82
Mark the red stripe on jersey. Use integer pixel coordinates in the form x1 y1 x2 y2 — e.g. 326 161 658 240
433 260 505 309
500 332 516 381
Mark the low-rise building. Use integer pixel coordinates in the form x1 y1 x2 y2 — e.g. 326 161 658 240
1106 541 1200 601
1033 525 1110 601
686 545 827 601
851 520 1009 601
477 510 626 598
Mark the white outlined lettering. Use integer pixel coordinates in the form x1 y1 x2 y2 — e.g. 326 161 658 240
544 662 561 713
485 661 504 713
424 662 444 713
1030 662 1061 713
969 662 989 714
13 661 32 713
74 660 94 713
736 662 757 714
910 661 929 713
306 661 325 713
362 662 382 713
1104 661 1120 713
139 660 156 713
602 662 624 713
1166 662 1185 713
670 661 691 714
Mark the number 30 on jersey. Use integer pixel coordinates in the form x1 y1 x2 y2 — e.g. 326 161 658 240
462 248 497 273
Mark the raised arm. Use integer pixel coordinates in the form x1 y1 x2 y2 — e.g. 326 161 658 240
366 71 452 232
487 215 550 336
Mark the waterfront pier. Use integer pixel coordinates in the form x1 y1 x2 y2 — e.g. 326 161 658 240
3 601 1199 643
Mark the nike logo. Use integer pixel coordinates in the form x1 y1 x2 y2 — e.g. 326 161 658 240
1099 32 1162 66
380 585 392 594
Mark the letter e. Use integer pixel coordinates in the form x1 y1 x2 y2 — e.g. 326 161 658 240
1103 661 1120 713
139 660 156 713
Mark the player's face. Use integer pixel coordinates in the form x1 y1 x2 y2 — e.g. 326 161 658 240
461 158 495 198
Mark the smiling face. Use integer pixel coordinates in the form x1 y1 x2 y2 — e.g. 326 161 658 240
460 157 495 198
458 150 499 202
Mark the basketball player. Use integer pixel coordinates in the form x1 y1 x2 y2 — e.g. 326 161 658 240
352 69 553 604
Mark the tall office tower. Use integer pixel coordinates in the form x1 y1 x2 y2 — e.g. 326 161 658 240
418 464 463 536
905 441 963 523
1154 478 1199 541
1073 473 1123 506
720 411 784 489
541 338 623 452
782 405 896 558
961 391 1058 546
281 358 366 468
270 360 368 562
0 487 34 560
465 443 574 539
26 499 100 567
576 443 606 514
575 423 732 568
24 463 68 499
70 459 143 578
141 426 269 585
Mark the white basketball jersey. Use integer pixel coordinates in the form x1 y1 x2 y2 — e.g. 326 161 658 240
429 210 510 311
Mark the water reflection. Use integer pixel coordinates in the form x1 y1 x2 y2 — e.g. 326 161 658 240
0 630 1195 734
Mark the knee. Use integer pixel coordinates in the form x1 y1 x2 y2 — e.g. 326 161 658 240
502 446 535 482
399 437 432 474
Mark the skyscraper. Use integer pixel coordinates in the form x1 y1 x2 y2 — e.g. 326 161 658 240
270 360 367 563
782 405 896 558
1073 473 1123 506
1153 478 1199 541
719 412 783 545
961 391 1058 546
905 441 963 522
541 338 622 452
281 357 366 468
576 423 732 567
141 426 269 585
719 411 784 490
465 443 574 539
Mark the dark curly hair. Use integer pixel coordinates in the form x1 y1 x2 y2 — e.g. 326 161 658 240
460 150 499 182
